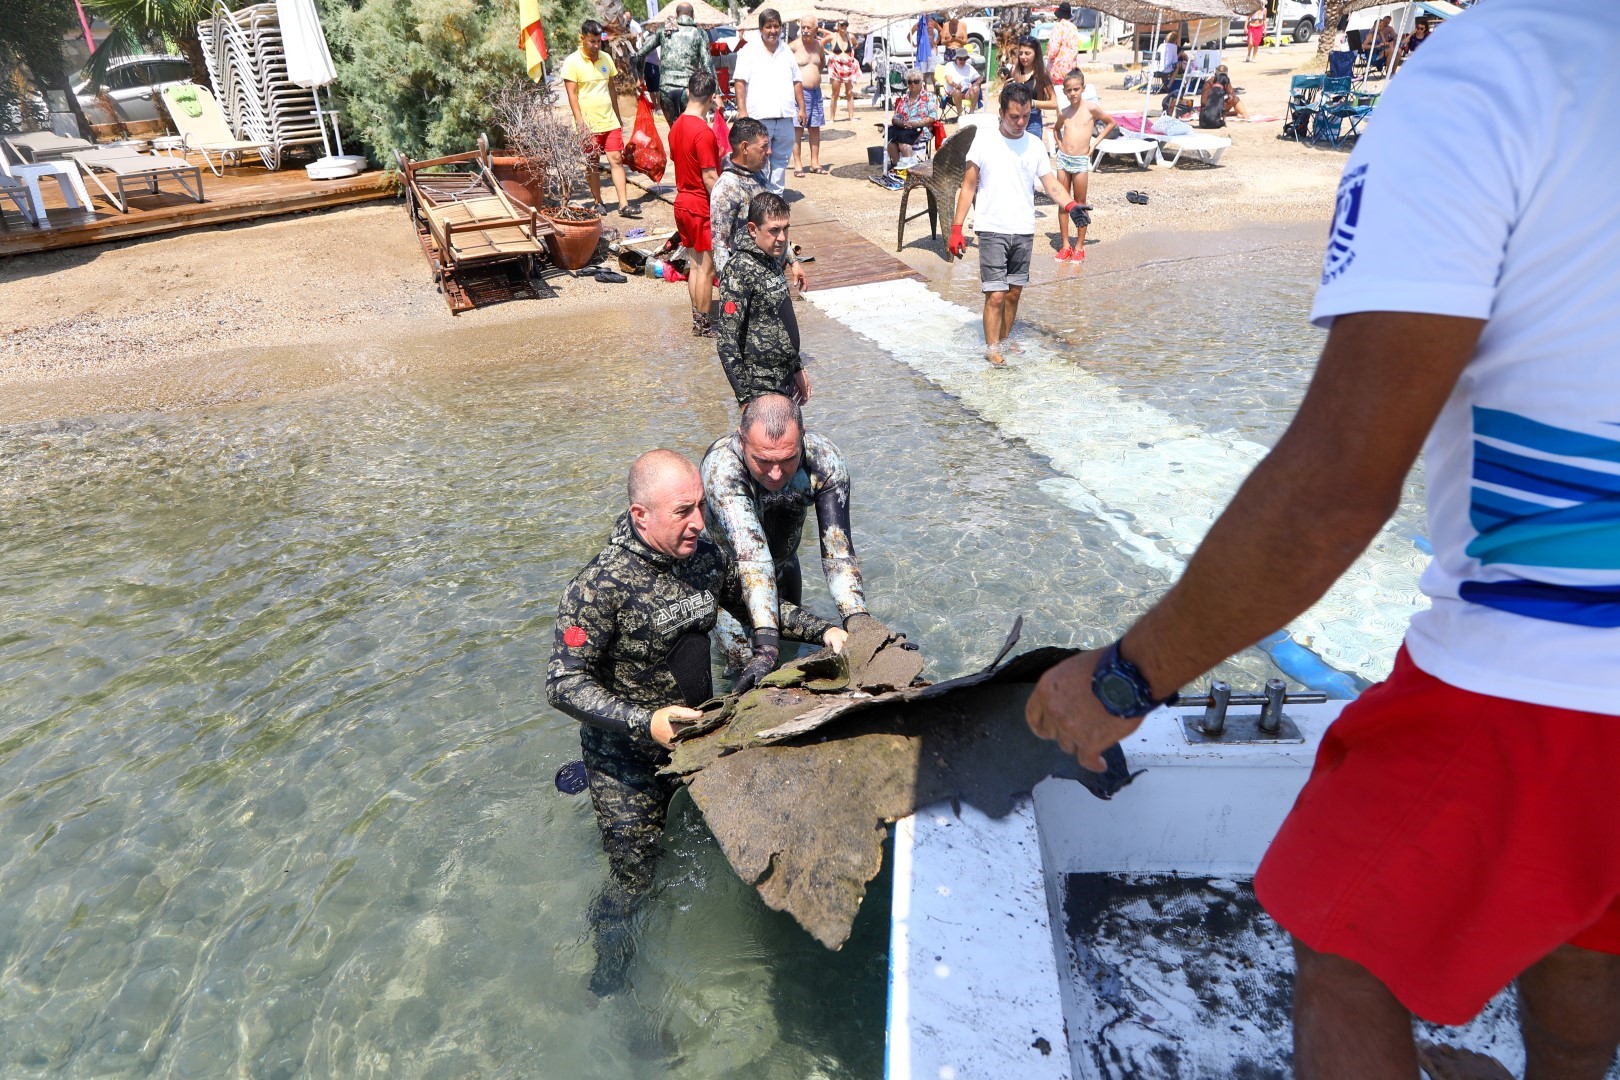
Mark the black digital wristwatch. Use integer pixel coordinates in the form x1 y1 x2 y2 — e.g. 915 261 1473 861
1090 640 1179 719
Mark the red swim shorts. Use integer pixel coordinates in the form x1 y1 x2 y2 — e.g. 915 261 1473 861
587 127 624 155
1255 646 1620 1025
674 201 712 252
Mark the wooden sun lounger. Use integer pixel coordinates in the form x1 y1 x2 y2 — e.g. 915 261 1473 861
397 134 553 313
71 147 205 212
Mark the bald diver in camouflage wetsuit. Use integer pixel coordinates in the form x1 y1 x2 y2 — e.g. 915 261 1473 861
700 395 882 659
546 449 846 995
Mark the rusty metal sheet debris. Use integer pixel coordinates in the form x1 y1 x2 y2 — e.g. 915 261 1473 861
667 618 1136 948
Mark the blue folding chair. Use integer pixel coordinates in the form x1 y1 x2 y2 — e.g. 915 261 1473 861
1284 74 1324 145
1313 75 1367 148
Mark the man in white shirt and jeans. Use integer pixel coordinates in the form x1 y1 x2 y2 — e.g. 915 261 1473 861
1025 2 1620 1075
948 81 1087 365
731 8 806 195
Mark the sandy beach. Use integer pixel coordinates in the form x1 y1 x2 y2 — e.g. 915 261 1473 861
0 43 1344 425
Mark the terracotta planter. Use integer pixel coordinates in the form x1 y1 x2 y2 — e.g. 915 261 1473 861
489 154 546 212
541 208 605 271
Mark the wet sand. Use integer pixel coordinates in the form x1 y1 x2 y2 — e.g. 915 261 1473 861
0 43 1341 426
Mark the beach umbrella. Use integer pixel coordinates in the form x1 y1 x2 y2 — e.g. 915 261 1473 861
677 0 737 28
276 0 367 178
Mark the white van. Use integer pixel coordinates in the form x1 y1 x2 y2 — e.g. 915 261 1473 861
1227 0 1320 45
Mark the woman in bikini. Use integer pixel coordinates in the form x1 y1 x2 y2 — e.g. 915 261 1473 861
822 20 860 123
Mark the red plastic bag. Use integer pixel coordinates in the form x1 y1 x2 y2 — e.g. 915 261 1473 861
932 120 947 151
625 93 668 183
712 108 731 158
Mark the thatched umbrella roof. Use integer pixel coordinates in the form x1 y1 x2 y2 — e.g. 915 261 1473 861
670 0 736 28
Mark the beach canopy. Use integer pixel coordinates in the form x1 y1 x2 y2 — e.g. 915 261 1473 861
1083 0 1259 19
674 0 736 27
986 0 1259 18
818 0 942 22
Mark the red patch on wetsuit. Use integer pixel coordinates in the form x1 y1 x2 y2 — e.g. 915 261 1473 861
723 301 737 314
563 625 588 648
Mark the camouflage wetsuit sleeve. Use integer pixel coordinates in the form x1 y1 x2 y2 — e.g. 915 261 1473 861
545 572 654 741
808 436 868 620
701 443 783 634
713 561 835 645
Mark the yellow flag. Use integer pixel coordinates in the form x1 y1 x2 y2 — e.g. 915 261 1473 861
519 0 548 79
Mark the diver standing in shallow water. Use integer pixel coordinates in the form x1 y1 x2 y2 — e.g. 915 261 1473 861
700 394 884 662
546 449 845 995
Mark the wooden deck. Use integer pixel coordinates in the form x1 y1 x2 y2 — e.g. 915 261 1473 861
0 163 395 258
785 201 923 293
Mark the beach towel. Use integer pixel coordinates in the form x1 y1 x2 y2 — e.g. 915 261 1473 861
914 16 933 69
167 85 203 118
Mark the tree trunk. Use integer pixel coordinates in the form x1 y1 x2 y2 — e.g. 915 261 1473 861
54 70 96 139
178 27 208 86
1318 0 1347 59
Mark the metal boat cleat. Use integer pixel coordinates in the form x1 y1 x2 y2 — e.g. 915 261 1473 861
1177 678 1327 744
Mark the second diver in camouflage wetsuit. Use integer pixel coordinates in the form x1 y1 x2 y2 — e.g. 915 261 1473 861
634 3 713 124
700 395 880 665
545 449 845 995
715 191 810 407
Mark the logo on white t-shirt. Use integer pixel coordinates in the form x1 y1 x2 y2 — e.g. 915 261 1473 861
1323 164 1366 284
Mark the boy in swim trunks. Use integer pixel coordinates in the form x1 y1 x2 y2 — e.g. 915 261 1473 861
1051 71 1115 261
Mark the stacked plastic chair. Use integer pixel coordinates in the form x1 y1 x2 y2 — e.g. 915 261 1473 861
197 2 326 169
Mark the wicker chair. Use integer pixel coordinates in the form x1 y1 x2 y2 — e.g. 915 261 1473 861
896 125 977 259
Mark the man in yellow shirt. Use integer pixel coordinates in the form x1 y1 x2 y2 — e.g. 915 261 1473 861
562 19 639 218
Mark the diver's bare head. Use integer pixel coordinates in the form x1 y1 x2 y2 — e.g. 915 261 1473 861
738 394 803 493
628 449 705 558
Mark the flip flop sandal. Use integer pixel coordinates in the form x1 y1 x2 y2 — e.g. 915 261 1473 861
794 168 807 178
593 268 628 283
1126 190 1150 205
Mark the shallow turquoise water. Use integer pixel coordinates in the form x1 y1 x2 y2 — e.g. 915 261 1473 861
0 239 1418 1077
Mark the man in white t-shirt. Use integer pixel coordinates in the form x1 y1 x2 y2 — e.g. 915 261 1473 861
732 8 807 195
1025 2 1620 1075
947 82 1087 365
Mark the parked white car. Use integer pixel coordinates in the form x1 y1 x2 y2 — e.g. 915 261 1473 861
74 55 192 125
1227 0 1320 44
862 16 994 70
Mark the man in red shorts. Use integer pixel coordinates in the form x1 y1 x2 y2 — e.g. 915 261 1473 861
669 70 720 337
562 19 637 218
1024 2 1620 1076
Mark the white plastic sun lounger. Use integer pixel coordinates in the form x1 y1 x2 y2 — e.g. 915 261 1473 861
1090 136 1160 168
1 142 93 222
1 175 39 226
1151 131 1232 166
71 147 204 212
160 84 272 175
2 131 95 164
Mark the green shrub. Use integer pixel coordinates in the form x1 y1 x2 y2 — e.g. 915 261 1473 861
319 0 592 166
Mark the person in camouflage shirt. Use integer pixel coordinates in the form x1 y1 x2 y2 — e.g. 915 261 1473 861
546 450 843 995
715 191 809 407
635 3 713 124
700 395 876 662
709 118 806 292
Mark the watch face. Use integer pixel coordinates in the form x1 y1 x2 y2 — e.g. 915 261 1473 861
1095 670 1141 715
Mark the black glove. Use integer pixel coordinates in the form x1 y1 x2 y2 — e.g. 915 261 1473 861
734 628 781 694
1069 202 1092 230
